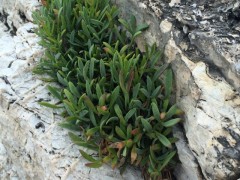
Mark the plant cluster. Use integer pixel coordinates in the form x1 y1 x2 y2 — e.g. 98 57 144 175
33 0 182 178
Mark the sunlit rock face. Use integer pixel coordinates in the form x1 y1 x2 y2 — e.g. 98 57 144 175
0 1 142 179
113 0 240 179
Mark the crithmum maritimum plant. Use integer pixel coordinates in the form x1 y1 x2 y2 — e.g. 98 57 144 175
33 0 183 179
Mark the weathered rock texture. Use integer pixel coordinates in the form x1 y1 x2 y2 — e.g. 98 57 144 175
113 0 240 179
0 0 142 179
1 0 240 180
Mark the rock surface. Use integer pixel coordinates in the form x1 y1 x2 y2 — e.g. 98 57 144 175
113 0 240 179
0 0 142 179
1 0 240 180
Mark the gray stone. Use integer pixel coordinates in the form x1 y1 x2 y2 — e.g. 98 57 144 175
114 0 240 179
0 0 142 179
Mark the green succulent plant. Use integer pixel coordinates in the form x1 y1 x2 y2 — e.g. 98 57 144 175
33 0 182 178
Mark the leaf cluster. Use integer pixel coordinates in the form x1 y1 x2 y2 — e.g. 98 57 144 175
33 0 182 179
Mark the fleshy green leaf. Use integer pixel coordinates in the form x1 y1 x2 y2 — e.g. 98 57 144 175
132 83 140 99
96 83 102 99
153 63 169 82
85 161 103 168
127 124 132 139
57 72 68 86
151 85 161 98
151 102 160 121
114 104 126 126
163 118 181 127
109 86 120 108
157 133 172 148
63 100 75 116
80 150 97 162
86 127 100 137
165 104 178 119
124 108 136 122
48 86 63 100
100 60 106 77
136 23 149 32
68 132 98 150
83 94 97 114
115 126 127 139
159 151 176 171
164 69 173 98
39 101 62 109
59 122 80 131
141 118 152 133
89 110 97 126
68 82 80 97
64 89 76 105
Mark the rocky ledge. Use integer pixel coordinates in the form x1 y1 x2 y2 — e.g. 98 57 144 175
113 0 240 179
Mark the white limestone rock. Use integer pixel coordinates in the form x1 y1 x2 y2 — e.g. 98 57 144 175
0 0 142 179
114 0 240 179
165 38 240 179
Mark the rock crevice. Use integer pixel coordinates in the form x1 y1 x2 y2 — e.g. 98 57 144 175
114 0 240 179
